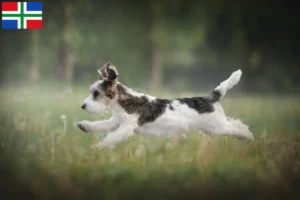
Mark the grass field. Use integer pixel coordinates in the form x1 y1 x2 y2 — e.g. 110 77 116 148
1 84 300 199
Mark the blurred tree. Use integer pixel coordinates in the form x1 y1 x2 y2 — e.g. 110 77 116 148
29 30 40 81
1 0 299 92
149 0 163 91
59 2 74 83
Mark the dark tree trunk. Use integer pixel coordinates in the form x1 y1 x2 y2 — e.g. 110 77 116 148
149 0 162 92
61 3 74 83
29 30 40 81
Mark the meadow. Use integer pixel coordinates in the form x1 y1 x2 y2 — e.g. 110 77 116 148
1 84 300 199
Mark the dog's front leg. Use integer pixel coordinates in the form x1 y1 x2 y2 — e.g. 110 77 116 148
77 117 119 134
93 123 137 149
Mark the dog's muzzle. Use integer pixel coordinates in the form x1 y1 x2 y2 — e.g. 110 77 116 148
81 104 87 109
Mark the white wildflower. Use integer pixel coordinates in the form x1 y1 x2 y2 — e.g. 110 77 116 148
16 121 27 131
43 111 51 119
60 115 67 136
135 145 146 157
261 127 268 138
156 154 163 165
165 141 175 150
60 115 66 120
110 156 117 163
73 122 78 127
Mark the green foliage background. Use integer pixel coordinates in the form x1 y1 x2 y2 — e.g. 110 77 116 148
1 0 299 92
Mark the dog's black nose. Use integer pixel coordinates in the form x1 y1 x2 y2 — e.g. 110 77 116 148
81 104 86 109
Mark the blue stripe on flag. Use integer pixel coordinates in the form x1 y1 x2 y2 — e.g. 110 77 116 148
26 2 42 11
2 20 18 29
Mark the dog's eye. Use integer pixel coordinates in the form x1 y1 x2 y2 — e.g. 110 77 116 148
93 91 99 98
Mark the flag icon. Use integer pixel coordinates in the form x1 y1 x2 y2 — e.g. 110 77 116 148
2 2 42 29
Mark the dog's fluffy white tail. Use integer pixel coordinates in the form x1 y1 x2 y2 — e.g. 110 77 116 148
211 69 242 102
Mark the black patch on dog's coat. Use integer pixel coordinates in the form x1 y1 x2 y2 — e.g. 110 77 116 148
211 90 222 102
98 81 117 99
177 97 214 114
117 84 172 125
116 84 214 125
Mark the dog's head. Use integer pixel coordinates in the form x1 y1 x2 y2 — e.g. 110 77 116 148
81 62 119 115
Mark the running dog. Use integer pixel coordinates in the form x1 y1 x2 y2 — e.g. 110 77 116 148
78 62 253 149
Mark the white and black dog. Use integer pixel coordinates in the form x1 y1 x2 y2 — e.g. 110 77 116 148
78 62 254 149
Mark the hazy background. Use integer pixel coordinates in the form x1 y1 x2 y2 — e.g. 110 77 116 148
1 0 300 199
1 0 300 93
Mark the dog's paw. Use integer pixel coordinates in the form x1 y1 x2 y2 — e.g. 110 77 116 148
77 121 90 133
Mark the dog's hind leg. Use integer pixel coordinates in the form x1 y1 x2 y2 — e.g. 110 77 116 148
225 117 254 141
200 114 254 141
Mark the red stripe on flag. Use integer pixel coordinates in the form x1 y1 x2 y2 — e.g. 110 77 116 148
2 2 18 11
26 20 43 29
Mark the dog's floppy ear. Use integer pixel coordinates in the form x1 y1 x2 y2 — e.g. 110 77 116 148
97 61 111 80
97 62 119 83
107 65 118 81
